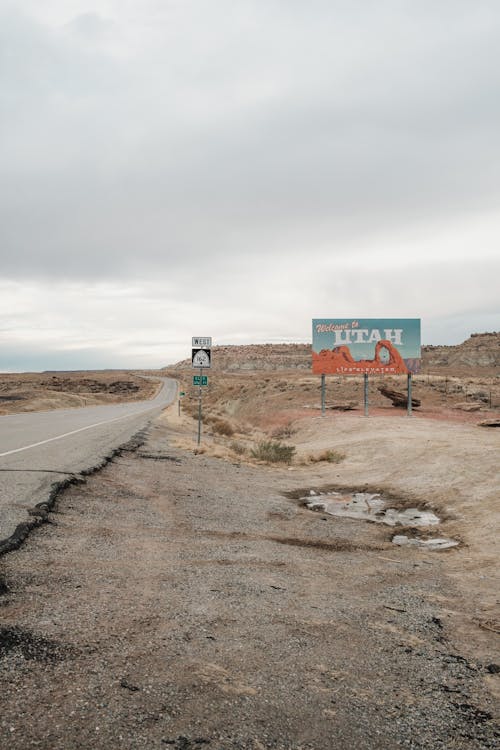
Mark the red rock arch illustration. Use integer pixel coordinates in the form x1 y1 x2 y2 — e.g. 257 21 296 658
312 340 409 375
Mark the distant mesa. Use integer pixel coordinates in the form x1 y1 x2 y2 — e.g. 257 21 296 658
312 340 411 375
165 333 499 375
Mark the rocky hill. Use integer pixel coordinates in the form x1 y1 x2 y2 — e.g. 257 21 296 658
169 333 500 375
422 332 500 374
171 343 311 371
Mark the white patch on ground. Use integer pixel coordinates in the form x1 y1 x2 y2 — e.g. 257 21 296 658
392 535 459 550
305 491 440 527
305 491 460 550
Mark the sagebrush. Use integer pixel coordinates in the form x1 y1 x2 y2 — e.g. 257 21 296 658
271 422 296 439
251 440 296 464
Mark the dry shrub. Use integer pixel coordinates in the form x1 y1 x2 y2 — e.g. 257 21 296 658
230 441 247 456
271 422 296 439
236 422 253 436
308 449 345 464
251 440 296 465
211 419 235 437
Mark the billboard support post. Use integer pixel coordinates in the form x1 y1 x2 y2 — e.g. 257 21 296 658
407 374 412 417
321 374 326 416
364 374 369 417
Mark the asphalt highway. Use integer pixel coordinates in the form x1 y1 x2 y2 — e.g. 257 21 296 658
0 377 177 550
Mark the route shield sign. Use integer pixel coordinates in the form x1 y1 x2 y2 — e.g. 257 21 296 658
192 348 211 368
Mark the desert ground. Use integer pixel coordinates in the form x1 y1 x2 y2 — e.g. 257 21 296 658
0 342 498 749
0 372 158 415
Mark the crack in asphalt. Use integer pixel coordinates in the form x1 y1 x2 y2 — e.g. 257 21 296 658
0 469 79 475
0 429 148 559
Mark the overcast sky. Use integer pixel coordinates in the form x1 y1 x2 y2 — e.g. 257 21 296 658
1 0 499 370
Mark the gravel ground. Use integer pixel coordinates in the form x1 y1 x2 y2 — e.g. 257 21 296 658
0 417 498 749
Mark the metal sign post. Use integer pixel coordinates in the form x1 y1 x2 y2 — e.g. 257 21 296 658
407 373 412 417
192 337 212 445
197 367 202 444
178 391 185 416
364 374 369 416
321 374 326 416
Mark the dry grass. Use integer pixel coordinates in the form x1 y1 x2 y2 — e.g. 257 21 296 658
307 449 346 464
169 367 499 475
230 441 247 456
0 372 158 415
250 440 296 465
270 421 296 439
209 418 235 437
170 367 500 438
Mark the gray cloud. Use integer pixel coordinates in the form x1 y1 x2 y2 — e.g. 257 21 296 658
65 12 114 40
0 1 499 367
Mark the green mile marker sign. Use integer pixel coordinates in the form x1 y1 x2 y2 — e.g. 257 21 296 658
193 375 208 386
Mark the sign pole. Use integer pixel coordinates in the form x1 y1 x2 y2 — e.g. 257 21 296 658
192 336 212 445
407 373 412 417
364 374 369 416
197 366 202 444
321 374 326 416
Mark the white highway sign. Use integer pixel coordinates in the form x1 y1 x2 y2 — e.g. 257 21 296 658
192 337 212 348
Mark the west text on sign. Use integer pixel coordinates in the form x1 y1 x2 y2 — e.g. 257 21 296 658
192 337 212 348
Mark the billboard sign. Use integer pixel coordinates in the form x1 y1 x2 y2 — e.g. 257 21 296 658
312 318 421 375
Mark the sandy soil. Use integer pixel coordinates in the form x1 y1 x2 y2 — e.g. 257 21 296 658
0 390 498 749
0 372 158 415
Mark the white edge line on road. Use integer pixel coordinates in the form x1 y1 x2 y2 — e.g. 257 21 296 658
0 405 160 458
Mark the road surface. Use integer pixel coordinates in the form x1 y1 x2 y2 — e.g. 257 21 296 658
0 377 177 550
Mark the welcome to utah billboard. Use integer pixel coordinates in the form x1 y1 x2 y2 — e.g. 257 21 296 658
312 319 421 375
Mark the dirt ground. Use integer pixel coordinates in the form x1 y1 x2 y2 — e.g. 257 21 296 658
0 388 498 749
0 372 158 415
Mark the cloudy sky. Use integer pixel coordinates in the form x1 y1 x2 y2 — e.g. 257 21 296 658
1 0 499 370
